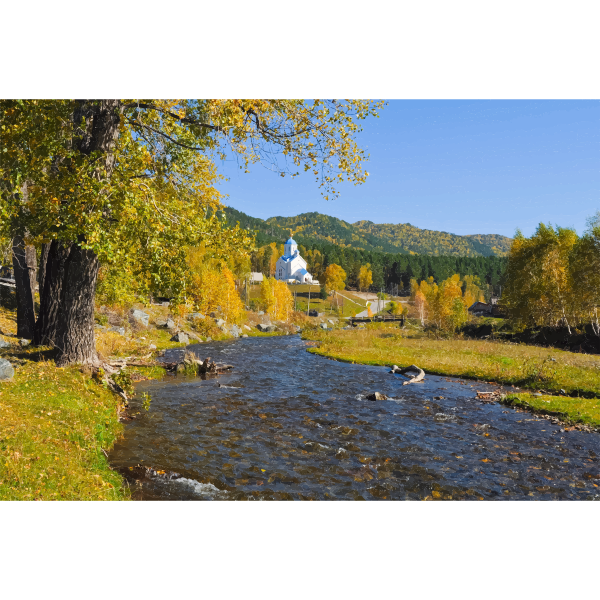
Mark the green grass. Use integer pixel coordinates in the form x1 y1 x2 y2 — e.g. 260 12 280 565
501 393 600 429
0 347 129 500
246 330 287 338
302 325 600 424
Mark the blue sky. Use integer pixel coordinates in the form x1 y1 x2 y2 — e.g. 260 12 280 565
217 100 599 238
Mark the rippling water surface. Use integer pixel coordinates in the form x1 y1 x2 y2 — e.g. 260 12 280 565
109 335 600 500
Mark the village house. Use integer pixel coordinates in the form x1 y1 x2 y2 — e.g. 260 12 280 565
275 237 314 283
468 299 504 317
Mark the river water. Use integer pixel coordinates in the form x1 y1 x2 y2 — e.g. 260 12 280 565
109 335 600 500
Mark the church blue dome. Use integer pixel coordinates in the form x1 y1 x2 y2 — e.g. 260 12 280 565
285 237 297 245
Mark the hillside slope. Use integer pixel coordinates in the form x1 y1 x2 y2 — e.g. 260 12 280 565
221 207 512 257
352 220 513 256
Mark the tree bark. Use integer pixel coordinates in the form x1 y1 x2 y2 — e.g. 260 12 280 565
55 243 100 366
38 242 50 301
34 240 71 347
12 235 37 339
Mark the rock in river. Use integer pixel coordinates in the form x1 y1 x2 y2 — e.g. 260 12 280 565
365 392 388 401
0 358 14 380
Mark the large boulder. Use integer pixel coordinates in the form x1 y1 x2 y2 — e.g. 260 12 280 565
243 325 252 331
171 332 189 344
256 323 277 333
0 337 10 349
215 318 226 328
319 323 328 330
109 326 125 336
155 317 168 327
131 309 149 327
0 358 14 380
308 309 324 317
188 312 205 321
166 318 176 330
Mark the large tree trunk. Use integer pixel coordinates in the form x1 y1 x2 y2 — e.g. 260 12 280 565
55 244 100 366
34 240 71 347
12 235 37 339
44 99 122 365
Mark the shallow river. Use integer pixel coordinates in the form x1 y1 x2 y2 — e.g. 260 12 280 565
109 335 600 500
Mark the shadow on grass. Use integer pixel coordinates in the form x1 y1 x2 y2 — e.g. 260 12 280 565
0 290 18 311
3 345 58 364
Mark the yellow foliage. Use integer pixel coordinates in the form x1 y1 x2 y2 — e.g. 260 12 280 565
358 264 373 291
412 273 485 331
324 264 347 292
189 264 245 324
260 277 294 321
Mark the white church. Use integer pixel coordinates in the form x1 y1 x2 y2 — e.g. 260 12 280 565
275 237 315 284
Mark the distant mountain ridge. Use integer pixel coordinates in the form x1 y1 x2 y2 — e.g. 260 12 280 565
220 207 512 257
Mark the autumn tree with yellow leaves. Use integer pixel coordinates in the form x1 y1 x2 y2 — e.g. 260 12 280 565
260 277 294 321
358 264 373 292
410 273 484 331
187 265 245 324
0 99 382 365
324 264 347 292
502 221 600 334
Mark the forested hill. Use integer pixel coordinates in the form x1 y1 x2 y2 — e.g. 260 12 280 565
220 207 512 257
352 221 512 256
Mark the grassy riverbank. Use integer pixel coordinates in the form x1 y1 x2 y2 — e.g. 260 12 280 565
501 393 600 429
303 325 600 427
0 346 128 500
